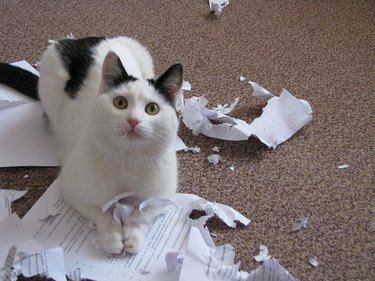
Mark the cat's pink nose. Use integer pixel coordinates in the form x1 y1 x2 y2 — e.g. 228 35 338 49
128 117 140 129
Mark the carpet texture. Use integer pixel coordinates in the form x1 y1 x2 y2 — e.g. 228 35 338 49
0 1 374 280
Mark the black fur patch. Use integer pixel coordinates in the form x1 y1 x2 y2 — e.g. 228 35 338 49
0 63 39 100
108 56 137 89
56 37 105 99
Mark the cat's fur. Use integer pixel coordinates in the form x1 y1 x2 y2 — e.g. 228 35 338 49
0 36 183 254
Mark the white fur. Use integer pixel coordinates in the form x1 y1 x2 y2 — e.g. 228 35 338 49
38 36 179 254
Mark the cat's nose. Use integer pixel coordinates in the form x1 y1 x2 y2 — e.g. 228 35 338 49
127 117 140 129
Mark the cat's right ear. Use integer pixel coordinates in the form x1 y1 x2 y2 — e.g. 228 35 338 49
100 51 132 93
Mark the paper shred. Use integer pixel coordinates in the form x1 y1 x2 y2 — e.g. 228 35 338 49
184 146 201 153
309 256 319 268
254 245 271 262
212 146 220 152
292 218 308 231
338 164 349 169
207 154 221 165
240 76 246 82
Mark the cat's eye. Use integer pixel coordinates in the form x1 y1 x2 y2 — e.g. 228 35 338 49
113 96 128 109
145 103 159 115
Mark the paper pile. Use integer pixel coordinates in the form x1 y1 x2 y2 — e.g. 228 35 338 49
179 80 312 149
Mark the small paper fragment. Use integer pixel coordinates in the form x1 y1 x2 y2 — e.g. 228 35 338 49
23 174 29 179
229 166 235 171
338 163 349 169
184 146 201 153
209 0 229 16
309 256 319 268
188 197 251 228
240 76 246 82
254 244 271 262
292 218 308 231
207 154 221 165
249 81 274 100
212 146 220 152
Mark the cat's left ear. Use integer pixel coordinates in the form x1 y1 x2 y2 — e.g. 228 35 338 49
100 51 133 93
155 64 183 105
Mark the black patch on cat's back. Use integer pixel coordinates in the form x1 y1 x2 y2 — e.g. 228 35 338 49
56 36 105 99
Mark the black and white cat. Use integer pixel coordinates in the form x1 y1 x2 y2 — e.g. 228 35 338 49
0 36 183 255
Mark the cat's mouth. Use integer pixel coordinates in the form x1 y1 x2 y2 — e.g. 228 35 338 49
125 130 141 139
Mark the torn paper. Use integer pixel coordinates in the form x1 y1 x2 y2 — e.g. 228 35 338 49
22 178 251 280
0 189 27 221
12 247 66 281
248 81 274 100
207 154 222 165
212 146 220 152
254 244 271 262
102 191 175 225
309 256 319 268
292 218 308 231
240 76 246 82
184 146 201 153
247 258 296 281
338 163 349 169
209 0 229 16
0 246 16 281
180 81 312 149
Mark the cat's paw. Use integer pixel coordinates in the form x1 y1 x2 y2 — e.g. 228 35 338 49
124 224 146 254
98 230 124 255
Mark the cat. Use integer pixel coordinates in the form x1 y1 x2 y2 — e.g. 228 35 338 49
0 36 183 255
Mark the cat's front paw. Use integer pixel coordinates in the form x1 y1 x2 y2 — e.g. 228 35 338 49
98 230 124 255
124 223 146 254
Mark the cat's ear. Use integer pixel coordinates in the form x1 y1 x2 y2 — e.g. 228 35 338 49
100 51 133 93
155 64 183 105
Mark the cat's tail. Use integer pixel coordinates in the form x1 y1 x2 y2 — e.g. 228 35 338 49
0 63 39 100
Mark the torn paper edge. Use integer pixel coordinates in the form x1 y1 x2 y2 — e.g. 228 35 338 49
292 218 308 231
338 163 349 169
309 256 319 268
254 244 271 262
179 81 312 149
209 0 229 16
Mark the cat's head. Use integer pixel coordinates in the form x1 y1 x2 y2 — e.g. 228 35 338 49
90 51 183 153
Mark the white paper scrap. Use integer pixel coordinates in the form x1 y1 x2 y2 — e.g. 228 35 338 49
102 192 175 226
209 0 229 16
179 216 248 281
254 244 271 262
0 246 17 281
309 256 319 268
180 82 312 148
0 213 44 276
212 146 220 152
249 81 274 100
188 197 251 228
12 247 66 281
207 154 222 165
184 146 201 153
0 189 27 221
292 218 308 231
247 258 296 281
22 178 251 281
229 166 235 171
240 76 246 82
338 163 349 169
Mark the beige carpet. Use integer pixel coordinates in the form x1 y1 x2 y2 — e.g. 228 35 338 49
0 1 374 280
